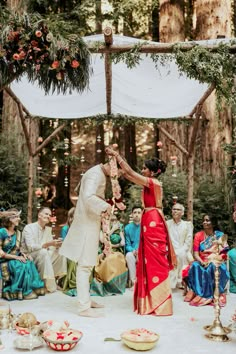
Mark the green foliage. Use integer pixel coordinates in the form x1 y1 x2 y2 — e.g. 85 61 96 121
0 133 28 224
0 7 91 93
193 175 232 243
161 168 188 218
25 0 97 36
174 42 236 106
161 170 232 242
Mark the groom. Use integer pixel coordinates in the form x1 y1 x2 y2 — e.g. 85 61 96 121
60 162 112 317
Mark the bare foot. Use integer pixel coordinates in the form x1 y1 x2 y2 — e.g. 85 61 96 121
78 309 104 318
91 301 104 308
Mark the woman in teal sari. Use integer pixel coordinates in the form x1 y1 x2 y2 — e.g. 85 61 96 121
0 209 45 300
60 207 77 296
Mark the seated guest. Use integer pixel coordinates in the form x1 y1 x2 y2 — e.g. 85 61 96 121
228 241 236 294
166 203 193 289
0 209 45 300
21 207 67 293
100 213 125 254
124 206 142 288
60 207 75 241
90 214 128 297
184 214 229 307
60 207 77 296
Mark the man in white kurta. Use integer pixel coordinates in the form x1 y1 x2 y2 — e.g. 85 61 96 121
21 207 67 293
59 163 112 317
166 203 193 289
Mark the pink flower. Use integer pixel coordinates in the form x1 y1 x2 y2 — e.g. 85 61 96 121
13 53 20 60
38 137 43 143
156 141 162 147
35 188 42 197
170 156 177 161
35 30 42 37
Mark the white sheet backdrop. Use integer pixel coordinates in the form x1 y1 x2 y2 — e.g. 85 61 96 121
10 35 231 120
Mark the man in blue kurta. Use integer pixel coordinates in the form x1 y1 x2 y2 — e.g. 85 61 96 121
124 206 142 287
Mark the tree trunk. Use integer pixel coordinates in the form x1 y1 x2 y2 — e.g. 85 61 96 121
159 0 185 42
194 0 232 182
158 1 189 171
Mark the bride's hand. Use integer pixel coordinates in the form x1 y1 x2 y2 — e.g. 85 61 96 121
105 147 117 156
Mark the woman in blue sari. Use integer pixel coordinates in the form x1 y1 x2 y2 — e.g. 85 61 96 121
0 209 45 300
184 214 229 307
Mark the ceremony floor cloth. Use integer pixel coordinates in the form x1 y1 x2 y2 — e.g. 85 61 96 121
0 287 235 353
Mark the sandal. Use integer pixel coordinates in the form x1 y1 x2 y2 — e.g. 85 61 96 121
189 296 202 306
184 290 195 302
197 298 213 306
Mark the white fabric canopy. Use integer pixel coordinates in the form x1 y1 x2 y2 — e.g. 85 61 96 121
10 35 229 120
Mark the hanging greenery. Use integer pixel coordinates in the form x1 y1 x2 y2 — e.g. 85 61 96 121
105 39 236 106
0 7 91 94
173 41 236 105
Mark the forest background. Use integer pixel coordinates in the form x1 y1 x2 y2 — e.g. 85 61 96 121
0 0 236 244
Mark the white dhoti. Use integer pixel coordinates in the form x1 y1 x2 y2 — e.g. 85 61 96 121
76 265 93 312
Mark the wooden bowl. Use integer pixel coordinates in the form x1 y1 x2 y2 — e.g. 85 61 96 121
121 328 160 351
42 328 83 351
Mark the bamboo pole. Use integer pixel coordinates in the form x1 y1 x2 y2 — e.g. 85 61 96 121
156 123 189 156
34 123 67 156
189 83 215 117
27 155 34 223
104 27 113 115
88 43 236 54
187 105 202 221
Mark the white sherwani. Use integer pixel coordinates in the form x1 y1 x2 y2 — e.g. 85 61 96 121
22 223 67 292
166 219 193 288
60 164 110 266
59 164 110 313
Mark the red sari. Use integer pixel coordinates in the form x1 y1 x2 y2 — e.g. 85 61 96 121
134 178 176 316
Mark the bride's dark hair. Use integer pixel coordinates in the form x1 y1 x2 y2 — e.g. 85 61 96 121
144 158 167 177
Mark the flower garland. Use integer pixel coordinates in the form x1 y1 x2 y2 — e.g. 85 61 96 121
101 154 126 257
0 9 91 93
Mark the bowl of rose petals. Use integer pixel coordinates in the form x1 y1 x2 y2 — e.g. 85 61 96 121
42 328 83 351
120 328 160 351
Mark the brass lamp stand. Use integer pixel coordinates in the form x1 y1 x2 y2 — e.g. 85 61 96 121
204 240 231 342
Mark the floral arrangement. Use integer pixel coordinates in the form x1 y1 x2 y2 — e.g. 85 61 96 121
0 9 91 93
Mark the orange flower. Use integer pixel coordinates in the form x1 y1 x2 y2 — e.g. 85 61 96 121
71 60 80 68
52 61 60 69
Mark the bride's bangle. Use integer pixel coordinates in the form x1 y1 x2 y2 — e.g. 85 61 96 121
117 155 124 164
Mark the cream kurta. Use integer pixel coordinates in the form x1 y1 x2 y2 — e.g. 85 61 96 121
22 223 67 292
59 164 110 267
166 219 193 288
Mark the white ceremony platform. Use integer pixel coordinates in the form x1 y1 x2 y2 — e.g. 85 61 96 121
0 288 235 353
